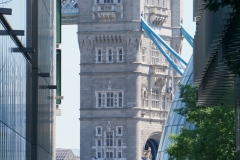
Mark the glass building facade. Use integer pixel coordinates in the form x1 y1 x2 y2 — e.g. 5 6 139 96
0 0 58 159
0 1 28 159
192 1 240 157
156 57 194 160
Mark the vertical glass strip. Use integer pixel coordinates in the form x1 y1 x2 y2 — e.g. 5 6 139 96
56 0 61 43
56 49 61 104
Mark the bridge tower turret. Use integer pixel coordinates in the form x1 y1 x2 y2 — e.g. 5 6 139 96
78 0 183 159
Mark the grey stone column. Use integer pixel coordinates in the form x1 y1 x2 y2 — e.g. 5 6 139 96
26 0 39 159
126 119 141 159
80 120 93 159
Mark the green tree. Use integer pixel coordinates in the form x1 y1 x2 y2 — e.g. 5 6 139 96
165 85 235 160
204 0 240 11
224 50 240 76
203 1 240 77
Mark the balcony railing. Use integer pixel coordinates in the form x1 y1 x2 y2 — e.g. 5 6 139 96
92 3 123 22
92 4 123 12
144 6 168 25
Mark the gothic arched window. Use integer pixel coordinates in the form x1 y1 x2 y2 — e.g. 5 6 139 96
116 126 123 136
106 132 113 146
97 139 101 146
108 49 113 62
151 44 160 65
118 152 122 158
152 89 159 108
118 92 123 107
144 91 147 99
97 49 102 63
98 92 102 107
98 152 101 158
162 95 166 110
118 48 123 62
117 139 122 146
106 92 114 107
96 126 102 136
143 91 148 108
106 152 113 158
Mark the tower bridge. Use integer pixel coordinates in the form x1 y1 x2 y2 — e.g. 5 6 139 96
61 0 192 159
61 0 78 24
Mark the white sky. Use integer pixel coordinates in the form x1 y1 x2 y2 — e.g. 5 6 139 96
56 0 196 149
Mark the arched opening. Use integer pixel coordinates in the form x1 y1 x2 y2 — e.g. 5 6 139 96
144 139 159 160
143 132 161 160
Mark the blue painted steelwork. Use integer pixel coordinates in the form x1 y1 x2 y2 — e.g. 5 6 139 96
61 0 79 25
145 139 159 160
141 17 186 76
180 23 194 47
143 25 183 76
141 17 187 66
156 56 194 160
155 23 194 160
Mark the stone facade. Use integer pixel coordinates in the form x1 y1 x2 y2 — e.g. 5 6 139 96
78 0 182 159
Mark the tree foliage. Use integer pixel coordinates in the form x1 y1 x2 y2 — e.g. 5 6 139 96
204 0 240 11
203 0 240 76
224 50 240 76
165 84 235 160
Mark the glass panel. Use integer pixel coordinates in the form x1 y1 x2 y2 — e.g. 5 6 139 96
56 49 62 104
106 132 113 146
157 57 194 159
98 127 101 134
3 0 27 45
106 152 113 158
0 20 27 159
108 49 112 62
152 89 159 108
56 0 61 43
118 127 121 134
118 139 121 146
98 140 101 146
118 92 122 107
118 152 122 158
98 50 102 62
98 93 102 107
119 49 123 61
107 92 114 107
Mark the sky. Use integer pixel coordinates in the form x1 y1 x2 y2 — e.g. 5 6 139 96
56 0 196 150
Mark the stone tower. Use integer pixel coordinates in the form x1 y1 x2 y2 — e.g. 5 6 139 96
78 0 182 159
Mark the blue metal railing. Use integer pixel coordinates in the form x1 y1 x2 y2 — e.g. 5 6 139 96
141 17 186 75
180 23 194 47
141 17 188 66
141 17 194 76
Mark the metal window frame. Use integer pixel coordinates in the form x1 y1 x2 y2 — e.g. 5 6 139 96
0 8 32 63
